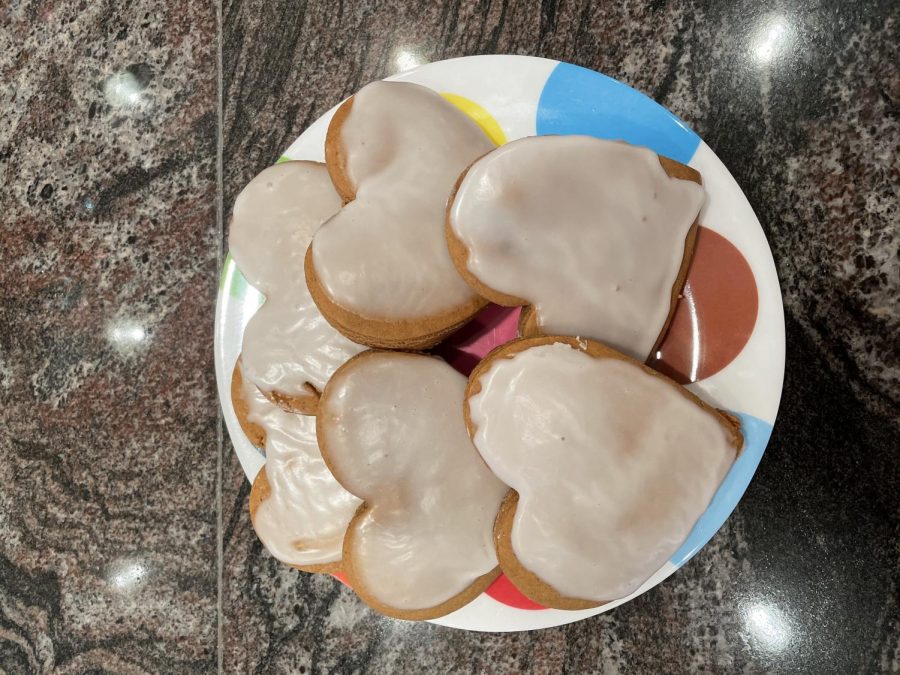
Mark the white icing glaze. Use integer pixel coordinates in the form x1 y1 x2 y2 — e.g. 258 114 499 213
319 353 507 610
448 136 706 360
311 81 494 319
229 161 365 398
241 366 361 567
467 342 737 602
230 161 342 292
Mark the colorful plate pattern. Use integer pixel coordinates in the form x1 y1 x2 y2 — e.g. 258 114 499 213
214 56 785 632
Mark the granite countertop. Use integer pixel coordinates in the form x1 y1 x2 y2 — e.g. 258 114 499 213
2 0 898 672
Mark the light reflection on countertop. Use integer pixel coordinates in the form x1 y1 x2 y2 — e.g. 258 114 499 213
741 598 797 654
106 557 150 592
750 14 795 65
106 317 148 353
101 64 153 109
392 46 428 74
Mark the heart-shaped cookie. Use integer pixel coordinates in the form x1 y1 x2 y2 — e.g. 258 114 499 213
232 361 361 573
464 336 742 609
316 350 508 619
306 81 495 350
229 161 365 414
447 135 706 361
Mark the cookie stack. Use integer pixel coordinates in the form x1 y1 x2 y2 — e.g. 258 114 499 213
228 80 743 620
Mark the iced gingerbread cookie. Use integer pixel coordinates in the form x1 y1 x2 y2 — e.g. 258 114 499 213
317 351 508 619
447 135 706 361
229 160 365 414
465 336 743 609
305 81 495 350
231 361 361 572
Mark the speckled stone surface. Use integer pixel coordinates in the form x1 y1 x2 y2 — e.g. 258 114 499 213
2 0 898 672
0 0 218 672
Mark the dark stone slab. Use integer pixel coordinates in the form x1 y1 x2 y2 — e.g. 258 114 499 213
220 0 899 673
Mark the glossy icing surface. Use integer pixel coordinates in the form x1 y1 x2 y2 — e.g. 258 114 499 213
241 367 361 566
311 81 494 318
229 161 364 397
467 342 736 602
448 136 705 360
319 352 507 610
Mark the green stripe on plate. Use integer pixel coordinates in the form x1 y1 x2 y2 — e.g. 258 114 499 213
219 253 250 299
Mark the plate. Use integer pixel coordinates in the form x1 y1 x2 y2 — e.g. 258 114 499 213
214 55 785 632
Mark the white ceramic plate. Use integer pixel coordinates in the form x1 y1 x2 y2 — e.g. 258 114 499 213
214 55 785 632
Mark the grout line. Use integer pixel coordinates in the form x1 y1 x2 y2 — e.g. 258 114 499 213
215 0 225 671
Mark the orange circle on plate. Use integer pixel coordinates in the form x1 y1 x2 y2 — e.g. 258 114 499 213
650 226 758 384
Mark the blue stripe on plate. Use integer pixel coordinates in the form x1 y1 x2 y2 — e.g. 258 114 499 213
670 412 774 566
536 62 701 164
